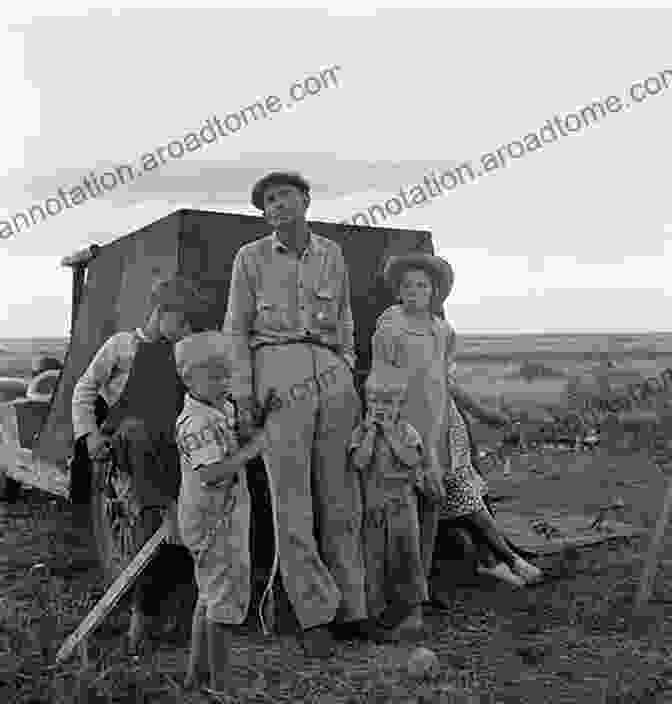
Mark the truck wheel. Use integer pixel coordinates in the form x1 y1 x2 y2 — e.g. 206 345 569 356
90 455 142 582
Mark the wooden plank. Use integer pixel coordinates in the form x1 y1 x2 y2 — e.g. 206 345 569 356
634 477 672 612
0 444 69 498
0 401 69 498
494 510 643 556
56 518 171 664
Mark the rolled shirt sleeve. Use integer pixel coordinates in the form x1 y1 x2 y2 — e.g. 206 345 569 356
222 249 255 401
338 254 356 368
71 332 135 440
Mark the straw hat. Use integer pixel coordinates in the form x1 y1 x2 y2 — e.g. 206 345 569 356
251 171 310 210
174 330 234 380
383 253 454 305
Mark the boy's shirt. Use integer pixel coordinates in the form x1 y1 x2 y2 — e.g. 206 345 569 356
71 328 151 440
175 394 242 548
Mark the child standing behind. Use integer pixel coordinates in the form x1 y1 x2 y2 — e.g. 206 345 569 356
350 365 429 643
174 331 254 697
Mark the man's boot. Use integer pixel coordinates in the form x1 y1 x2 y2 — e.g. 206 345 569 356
301 625 337 657
370 602 424 643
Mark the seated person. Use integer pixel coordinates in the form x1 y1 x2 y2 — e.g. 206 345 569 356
432 393 541 593
349 366 428 643
71 275 209 651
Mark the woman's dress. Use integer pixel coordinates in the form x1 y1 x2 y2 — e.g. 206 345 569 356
371 305 487 519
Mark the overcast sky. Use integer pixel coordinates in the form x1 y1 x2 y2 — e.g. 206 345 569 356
1 4 671 337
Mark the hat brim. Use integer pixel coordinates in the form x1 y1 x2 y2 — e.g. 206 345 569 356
251 171 310 210
383 254 454 304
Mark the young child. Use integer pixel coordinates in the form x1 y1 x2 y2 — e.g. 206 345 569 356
174 330 250 696
175 331 282 696
374 254 543 592
349 365 428 643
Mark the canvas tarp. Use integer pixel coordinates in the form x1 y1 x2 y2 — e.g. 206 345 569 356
34 209 433 466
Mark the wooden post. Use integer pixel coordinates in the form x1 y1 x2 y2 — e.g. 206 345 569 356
56 517 172 663
618 412 672 615
634 477 672 612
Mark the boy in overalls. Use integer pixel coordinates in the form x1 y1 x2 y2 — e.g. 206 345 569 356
174 331 249 696
71 275 208 651
349 366 428 642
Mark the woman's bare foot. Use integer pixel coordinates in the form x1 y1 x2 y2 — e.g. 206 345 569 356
477 562 525 588
512 557 543 584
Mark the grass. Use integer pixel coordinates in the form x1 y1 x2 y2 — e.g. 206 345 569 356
1 448 672 703
2 341 672 702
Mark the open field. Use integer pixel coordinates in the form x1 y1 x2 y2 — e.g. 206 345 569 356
1 451 671 703
1 335 672 702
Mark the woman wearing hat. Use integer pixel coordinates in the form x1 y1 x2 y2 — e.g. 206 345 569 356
372 254 543 591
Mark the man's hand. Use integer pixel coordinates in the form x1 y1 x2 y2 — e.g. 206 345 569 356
86 430 110 461
259 388 284 424
361 408 379 433
163 502 181 545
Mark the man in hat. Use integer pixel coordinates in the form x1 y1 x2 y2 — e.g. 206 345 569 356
223 171 367 656
72 275 209 651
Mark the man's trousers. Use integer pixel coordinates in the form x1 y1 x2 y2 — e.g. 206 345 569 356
252 344 366 630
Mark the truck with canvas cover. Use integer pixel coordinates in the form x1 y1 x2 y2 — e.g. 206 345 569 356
0 208 437 581
0 209 648 599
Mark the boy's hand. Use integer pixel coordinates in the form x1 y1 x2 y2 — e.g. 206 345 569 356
86 430 110 461
361 409 378 433
236 395 259 442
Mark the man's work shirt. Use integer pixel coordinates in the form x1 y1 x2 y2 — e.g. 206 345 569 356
222 231 356 399
72 328 152 441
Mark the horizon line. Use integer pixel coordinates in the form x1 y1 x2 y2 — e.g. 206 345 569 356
4 330 672 341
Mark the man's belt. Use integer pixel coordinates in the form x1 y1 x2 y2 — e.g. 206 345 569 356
252 335 343 358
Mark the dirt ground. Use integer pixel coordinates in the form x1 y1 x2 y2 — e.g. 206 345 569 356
1 449 672 704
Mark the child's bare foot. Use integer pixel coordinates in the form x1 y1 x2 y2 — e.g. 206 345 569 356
183 670 208 691
206 669 245 700
127 608 149 655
